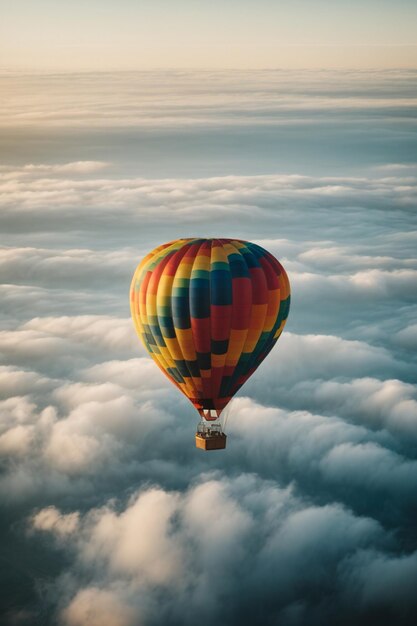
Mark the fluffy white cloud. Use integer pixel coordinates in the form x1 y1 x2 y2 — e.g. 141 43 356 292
82 358 164 391
291 268 417 304
31 506 80 537
0 424 34 456
0 283 123 324
82 489 183 585
0 316 140 374
298 245 417 272
2 70 417 133
1 169 415 247
44 390 171 474
21 316 136 351
0 365 52 398
0 246 136 288
29 475 402 626
395 323 417 350
245 332 400 403
280 377 417 443
227 398 417 507
0 323 413 509
0 162 110 175
62 587 137 626
0 357 178 498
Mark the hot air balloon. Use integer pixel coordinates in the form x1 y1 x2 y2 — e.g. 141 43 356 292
130 238 290 450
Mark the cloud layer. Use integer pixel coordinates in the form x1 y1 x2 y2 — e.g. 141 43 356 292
1 69 416 626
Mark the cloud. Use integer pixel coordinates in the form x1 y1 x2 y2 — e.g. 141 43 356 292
373 163 417 172
82 358 163 391
279 377 417 445
0 424 34 456
62 587 137 626
43 388 172 475
0 246 135 289
0 316 140 374
319 441 417 498
2 70 417 132
342 549 417 615
298 245 417 272
0 283 123 324
244 332 401 402
0 322 412 516
227 398 417 519
0 162 110 175
395 323 417 351
31 506 79 537
0 356 178 501
0 365 52 398
29 475 408 626
291 268 417 303
82 489 183 585
1 170 415 243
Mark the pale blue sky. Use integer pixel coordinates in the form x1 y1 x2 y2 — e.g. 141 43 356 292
2 0 417 69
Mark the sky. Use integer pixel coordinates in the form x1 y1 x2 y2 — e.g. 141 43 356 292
1 0 417 70
1 3 417 626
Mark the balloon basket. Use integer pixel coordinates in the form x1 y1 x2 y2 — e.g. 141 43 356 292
195 422 227 451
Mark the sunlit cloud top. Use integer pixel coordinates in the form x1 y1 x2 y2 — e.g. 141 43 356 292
1 0 417 70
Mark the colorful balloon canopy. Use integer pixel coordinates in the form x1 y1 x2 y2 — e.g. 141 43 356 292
130 238 290 420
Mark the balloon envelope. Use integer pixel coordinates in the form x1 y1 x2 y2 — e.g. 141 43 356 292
130 238 290 419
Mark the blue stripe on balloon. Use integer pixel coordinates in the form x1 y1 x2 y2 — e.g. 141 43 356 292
190 278 210 318
210 269 232 305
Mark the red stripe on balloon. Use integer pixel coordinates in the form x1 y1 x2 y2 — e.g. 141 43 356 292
192 317 211 353
164 244 190 276
249 267 268 304
210 305 232 340
259 256 280 290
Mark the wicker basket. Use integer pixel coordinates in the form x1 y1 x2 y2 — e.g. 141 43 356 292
195 431 227 450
